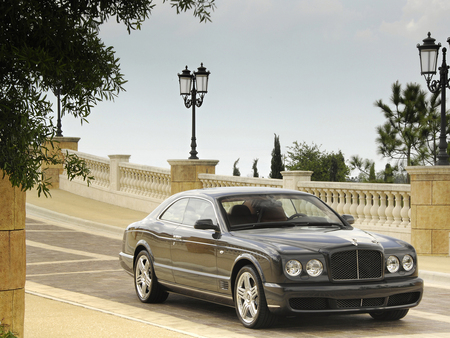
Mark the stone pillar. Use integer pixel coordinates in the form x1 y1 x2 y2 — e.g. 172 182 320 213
407 166 450 256
108 155 131 191
281 170 313 190
42 136 80 189
167 159 219 195
0 172 26 337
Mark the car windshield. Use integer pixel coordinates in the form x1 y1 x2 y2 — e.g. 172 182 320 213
219 193 344 230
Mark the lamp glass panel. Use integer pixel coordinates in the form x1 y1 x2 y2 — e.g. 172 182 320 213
196 75 209 93
179 77 192 95
420 49 438 74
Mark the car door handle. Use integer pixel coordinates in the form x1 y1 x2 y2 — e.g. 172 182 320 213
173 235 182 240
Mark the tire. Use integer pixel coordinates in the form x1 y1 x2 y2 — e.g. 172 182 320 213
369 309 409 321
134 250 168 303
234 265 276 329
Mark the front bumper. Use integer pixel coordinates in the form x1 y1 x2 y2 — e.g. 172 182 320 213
264 277 423 315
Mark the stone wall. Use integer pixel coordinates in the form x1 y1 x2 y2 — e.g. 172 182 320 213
408 166 450 255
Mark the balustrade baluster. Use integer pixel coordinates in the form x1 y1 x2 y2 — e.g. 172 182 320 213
370 191 380 225
392 192 403 227
331 189 339 211
349 190 358 221
362 191 372 225
342 189 350 215
400 192 410 227
125 168 132 193
143 173 151 197
156 173 164 199
384 191 394 227
119 168 126 192
336 189 344 215
356 190 366 224
377 191 387 226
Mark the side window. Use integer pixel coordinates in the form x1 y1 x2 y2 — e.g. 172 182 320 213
160 198 189 223
182 198 217 226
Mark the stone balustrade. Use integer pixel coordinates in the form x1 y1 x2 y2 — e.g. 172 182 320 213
60 150 171 213
119 163 171 199
67 150 111 188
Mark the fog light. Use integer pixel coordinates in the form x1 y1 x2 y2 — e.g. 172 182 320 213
306 259 323 277
387 255 399 273
402 255 414 271
285 260 302 277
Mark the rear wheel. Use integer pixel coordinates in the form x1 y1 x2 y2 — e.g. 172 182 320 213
234 265 276 329
369 309 409 320
134 250 168 303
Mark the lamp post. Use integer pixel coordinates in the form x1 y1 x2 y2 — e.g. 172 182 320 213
52 81 63 137
417 32 450 165
178 63 210 160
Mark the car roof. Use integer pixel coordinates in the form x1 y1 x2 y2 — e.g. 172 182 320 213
175 187 309 199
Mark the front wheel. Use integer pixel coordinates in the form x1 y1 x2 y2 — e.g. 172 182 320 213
369 309 409 321
234 265 276 329
134 250 168 303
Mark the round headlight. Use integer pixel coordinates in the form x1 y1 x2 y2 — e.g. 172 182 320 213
386 255 400 273
306 259 323 277
285 260 302 277
402 255 414 271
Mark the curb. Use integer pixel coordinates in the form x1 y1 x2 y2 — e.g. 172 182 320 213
419 270 450 286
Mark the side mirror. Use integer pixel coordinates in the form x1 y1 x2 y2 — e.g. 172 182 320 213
341 214 355 225
194 219 220 231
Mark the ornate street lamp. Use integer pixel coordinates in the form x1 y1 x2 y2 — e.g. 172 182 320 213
417 32 450 165
178 63 210 159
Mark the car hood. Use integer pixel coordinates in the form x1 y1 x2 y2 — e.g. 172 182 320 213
232 226 385 254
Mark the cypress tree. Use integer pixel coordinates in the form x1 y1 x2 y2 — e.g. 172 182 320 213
270 134 284 179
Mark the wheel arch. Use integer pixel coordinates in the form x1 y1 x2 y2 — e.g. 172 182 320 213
230 254 266 301
133 240 153 270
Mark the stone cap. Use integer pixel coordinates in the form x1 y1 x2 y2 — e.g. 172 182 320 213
167 159 219 166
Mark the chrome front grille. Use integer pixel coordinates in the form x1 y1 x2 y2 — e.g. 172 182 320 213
330 250 383 281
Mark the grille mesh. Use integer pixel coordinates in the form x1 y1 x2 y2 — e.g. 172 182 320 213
336 297 385 308
330 250 383 281
387 292 421 306
289 293 419 311
289 298 328 310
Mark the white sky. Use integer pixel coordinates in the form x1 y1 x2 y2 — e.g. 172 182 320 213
59 0 450 177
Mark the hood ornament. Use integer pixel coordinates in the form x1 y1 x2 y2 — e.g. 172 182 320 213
351 238 358 246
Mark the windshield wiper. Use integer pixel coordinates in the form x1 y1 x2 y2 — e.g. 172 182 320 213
289 221 310 226
308 222 343 228
232 222 296 230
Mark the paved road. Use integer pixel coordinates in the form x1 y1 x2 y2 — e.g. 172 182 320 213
26 216 450 337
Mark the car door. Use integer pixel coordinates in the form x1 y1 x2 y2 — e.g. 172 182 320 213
171 197 219 292
155 197 190 282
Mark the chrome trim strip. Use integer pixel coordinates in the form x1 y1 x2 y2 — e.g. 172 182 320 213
161 280 233 301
